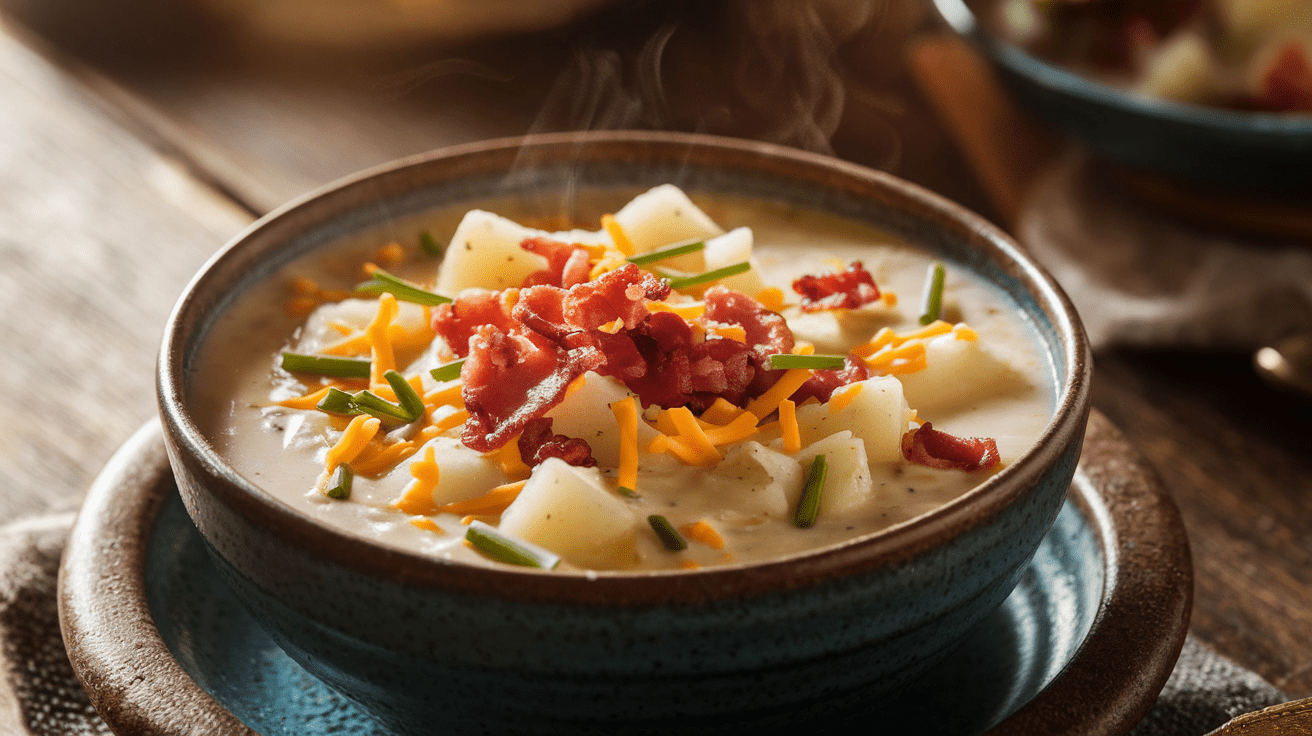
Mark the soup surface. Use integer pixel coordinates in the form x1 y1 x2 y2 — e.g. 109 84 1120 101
194 186 1056 572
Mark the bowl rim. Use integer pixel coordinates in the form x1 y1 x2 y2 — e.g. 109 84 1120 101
157 130 1092 605
931 0 1312 138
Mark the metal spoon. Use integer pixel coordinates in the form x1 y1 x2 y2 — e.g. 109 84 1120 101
1254 333 1312 399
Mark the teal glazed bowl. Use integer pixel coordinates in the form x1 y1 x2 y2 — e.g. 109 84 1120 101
157 131 1092 734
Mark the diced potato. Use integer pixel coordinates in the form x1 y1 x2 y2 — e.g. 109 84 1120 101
794 431 875 516
387 436 507 507
614 184 724 261
702 227 765 295
499 458 638 568
785 311 888 355
707 440 804 519
795 376 909 464
1136 31 1214 103
544 373 660 469
294 298 427 354
896 334 1024 416
435 210 550 294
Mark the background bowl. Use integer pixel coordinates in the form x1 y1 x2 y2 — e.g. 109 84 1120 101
157 131 1091 735
933 0 1312 195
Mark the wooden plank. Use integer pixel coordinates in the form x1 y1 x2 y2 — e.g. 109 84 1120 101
0 20 252 517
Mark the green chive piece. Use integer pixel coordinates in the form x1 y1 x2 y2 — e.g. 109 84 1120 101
353 390 415 423
793 455 828 528
665 261 751 290
430 359 465 383
384 370 425 420
919 262 946 326
769 353 846 371
281 353 372 379
648 515 688 551
465 521 561 569
419 230 443 257
616 486 639 498
323 463 353 500
316 387 362 415
355 268 452 306
626 239 705 266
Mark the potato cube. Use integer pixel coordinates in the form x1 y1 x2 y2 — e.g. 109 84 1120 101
896 334 1024 416
544 373 659 469
795 375 909 464
794 431 875 516
499 458 638 568
703 227 765 295
614 184 724 261
707 440 804 519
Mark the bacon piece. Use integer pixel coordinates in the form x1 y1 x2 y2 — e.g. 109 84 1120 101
514 264 670 340
791 262 881 313
432 289 518 358
790 355 872 405
521 237 594 288
702 286 793 363
517 417 597 468
901 422 1001 472
1253 41 1312 112
460 326 604 452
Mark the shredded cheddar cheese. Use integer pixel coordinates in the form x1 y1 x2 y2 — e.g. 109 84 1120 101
276 386 335 410
440 480 526 516
366 294 400 387
610 397 640 492
374 242 405 266
744 368 814 420
953 323 978 341
434 408 470 432
326 415 381 474
709 325 747 342
351 440 418 477
646 300 705 319
700 412 759 446
486 440 532 480
600 213 635 256
828 382 864 413
778 399 801 454
392 445 440 515
680 520 725 550
754 286 787 312
700 398 744 425
409 517 444 534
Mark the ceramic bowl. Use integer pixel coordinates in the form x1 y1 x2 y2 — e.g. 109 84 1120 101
933 0 1312 195
157 131 1092 735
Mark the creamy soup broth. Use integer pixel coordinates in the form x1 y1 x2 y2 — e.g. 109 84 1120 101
193 189 1056 572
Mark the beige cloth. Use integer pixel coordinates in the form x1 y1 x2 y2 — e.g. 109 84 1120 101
1019 151 1312 352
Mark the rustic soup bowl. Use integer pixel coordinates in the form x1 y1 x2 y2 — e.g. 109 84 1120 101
158 131 1091 734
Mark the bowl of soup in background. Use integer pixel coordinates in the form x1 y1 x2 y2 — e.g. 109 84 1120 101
157 130 1091 734
933 0 1312 195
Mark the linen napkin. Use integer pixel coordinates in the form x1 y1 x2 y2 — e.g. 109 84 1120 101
0 512 1289 735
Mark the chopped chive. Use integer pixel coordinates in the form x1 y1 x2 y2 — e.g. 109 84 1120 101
616 486 639 498
355 268 452 306
919 262 946 326
384 370 425 420
466 521 561 569
626 239 705 266
648 515 687 551
430 359 465 383
769 353 846 371
323 463 353 500
353 390 416 423
419 230 443 257
316 387 362 415
665 261 751 290
793 455 828 528
281 353 371 379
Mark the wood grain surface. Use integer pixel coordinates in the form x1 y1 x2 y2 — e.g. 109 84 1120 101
1 0 1309 724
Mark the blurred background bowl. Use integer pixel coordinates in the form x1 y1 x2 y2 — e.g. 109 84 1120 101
932 0 1312 195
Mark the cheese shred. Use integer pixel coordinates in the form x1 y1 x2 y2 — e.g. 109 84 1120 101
610 396 640 493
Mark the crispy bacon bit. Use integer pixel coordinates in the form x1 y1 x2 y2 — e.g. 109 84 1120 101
702 286 793 363
791 262 881 313
432 289 518 358
790 356 872 405
521 237 594 288
460 326 604 452
901 422 1001 472
517 417 597 468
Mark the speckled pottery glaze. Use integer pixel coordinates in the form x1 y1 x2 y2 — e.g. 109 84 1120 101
156 131 1092 735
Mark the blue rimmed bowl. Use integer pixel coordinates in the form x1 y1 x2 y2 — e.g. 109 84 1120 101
157 131 1092 735
933 0 1312 195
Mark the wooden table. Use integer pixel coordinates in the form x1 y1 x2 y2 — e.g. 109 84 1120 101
2 0 1308 723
